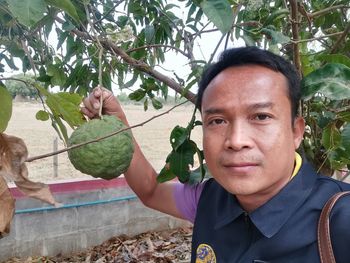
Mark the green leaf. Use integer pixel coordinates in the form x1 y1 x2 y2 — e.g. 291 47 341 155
241 34 256 46
0 85 12 132
337 112 350 122
316 54 350 68
200 0 233 33
260 28 290 45
47 64 67 86
151 98 163 110
144 25 155 44
157 165 176 183
0 54 18 71
170 126 188 150
301 63 350 100
117 16 129 28
188 163 211 185
342 124 350 153
143 98 148 111
120 72 139 89
45 92 84 129
169 140 197 183
45 0 80 22
7 0 46 27
128 89 146 101
322 124 341 150
51 113 69 143
263 8 289 26
102 71 112 90
36 110 50 121
329 148 350 170
34 83 50 96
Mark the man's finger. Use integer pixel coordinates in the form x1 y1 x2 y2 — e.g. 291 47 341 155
81 107 95 119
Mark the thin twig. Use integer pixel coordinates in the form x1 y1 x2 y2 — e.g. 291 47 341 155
98 48 104 118
21 40 37 76
329 105 350 114
0 77 47 110
85 2 105 118
0 77 28 85
208 33 226 65
308 4 348 19
289 31 344 44
25 100 190 162
126 44 188 57
330 22 350 54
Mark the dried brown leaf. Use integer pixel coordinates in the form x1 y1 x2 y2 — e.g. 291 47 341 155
0 133 59 206
0 176 15 238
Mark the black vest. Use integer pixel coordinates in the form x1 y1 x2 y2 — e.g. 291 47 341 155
191 162 350 263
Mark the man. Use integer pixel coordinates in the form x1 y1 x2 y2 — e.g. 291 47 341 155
82 47 350 262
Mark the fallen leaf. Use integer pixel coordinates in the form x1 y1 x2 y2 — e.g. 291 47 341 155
0 176 15 238
5 227 193 262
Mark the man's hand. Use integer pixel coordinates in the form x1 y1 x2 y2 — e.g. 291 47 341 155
81 87 127 124
81 87 183 221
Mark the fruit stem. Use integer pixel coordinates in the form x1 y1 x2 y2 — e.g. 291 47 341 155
98 48 104 119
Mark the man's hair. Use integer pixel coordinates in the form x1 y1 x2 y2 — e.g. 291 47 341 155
196 46 301 120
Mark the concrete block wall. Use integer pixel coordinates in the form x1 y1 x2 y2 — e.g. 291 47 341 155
0 178 190 261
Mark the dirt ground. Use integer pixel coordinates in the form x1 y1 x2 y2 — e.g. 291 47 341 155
6 101 203 183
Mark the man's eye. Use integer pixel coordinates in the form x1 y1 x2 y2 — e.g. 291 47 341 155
254 114 271 121
208 119 225 125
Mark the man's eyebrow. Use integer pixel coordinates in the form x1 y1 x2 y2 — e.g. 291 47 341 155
203 107 225 115
247 102 275 111
203 102 274 115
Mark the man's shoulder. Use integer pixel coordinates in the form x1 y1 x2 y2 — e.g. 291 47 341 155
300 160 350 191
330 191 350 218
317 174 350 191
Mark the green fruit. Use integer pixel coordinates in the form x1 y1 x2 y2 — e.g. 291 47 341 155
68 115 134 180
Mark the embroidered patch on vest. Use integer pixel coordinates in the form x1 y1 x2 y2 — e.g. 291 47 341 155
196 243 216 263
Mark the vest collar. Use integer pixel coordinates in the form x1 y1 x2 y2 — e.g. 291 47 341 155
214 161 318 238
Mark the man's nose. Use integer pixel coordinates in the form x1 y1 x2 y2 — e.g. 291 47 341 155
224 121 252 151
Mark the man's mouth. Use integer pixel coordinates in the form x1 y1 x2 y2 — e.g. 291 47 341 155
222 162 259 173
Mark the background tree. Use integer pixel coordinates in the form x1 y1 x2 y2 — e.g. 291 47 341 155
0 0 349 183
5 74 39 99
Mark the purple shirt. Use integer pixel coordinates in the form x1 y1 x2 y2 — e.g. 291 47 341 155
173 181 206 223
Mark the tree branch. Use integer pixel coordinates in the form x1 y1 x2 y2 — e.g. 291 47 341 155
308 4 349 19
70 28 197 103
289 0 302 76
330 22 350 54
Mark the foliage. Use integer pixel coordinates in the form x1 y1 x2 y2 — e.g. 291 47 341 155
0 85 12 132
0 0 349 182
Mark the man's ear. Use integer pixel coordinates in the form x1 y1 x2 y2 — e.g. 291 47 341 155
293 117 305 149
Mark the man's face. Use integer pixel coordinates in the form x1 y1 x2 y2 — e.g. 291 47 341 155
201 65 304 209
